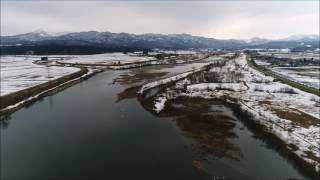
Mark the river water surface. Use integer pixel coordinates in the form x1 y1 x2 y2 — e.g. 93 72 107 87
0 63 311 179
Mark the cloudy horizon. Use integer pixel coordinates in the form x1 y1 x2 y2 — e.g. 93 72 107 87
1 0 319 39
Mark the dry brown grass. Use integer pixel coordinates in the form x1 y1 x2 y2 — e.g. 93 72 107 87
258 100 273 106
160 97 242 161
269 106 319 128
112 71 168 85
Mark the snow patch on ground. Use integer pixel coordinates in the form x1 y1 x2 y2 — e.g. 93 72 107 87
154 96 167 113
187 82 248 92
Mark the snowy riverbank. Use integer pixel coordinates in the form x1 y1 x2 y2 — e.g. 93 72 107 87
139 53 320 171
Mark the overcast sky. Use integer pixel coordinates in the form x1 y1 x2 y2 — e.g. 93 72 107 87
1 0 319 39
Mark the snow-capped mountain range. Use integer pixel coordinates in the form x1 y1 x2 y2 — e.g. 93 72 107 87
1 30 319 54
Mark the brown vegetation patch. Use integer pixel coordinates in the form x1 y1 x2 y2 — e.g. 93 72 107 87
117 86 141 102
192 160 202 170
114 70 169 102
112 71 168 85
160 97 242 161
270 106 319 128
258 100 272 106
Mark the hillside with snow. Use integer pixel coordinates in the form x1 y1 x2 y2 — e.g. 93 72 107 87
1 30 319 54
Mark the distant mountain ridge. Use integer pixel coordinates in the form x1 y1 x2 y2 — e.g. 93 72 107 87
1 30 319 54
280 34 320 42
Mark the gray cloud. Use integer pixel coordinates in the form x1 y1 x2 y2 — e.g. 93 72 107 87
1 0 319 39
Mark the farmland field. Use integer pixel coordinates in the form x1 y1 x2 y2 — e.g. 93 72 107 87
0 56 79 96
59 53 156 65
272 66 320 88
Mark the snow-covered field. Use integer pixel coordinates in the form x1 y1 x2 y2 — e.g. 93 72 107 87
271 66 320 89
56 52 208 70
259 51 320 60
140 54 320 171
255 59 271 66
254 51 319 88
0 56 80 96
59 53 156 65
255 57 320 88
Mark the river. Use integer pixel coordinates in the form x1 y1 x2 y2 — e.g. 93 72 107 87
0 62 311 179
